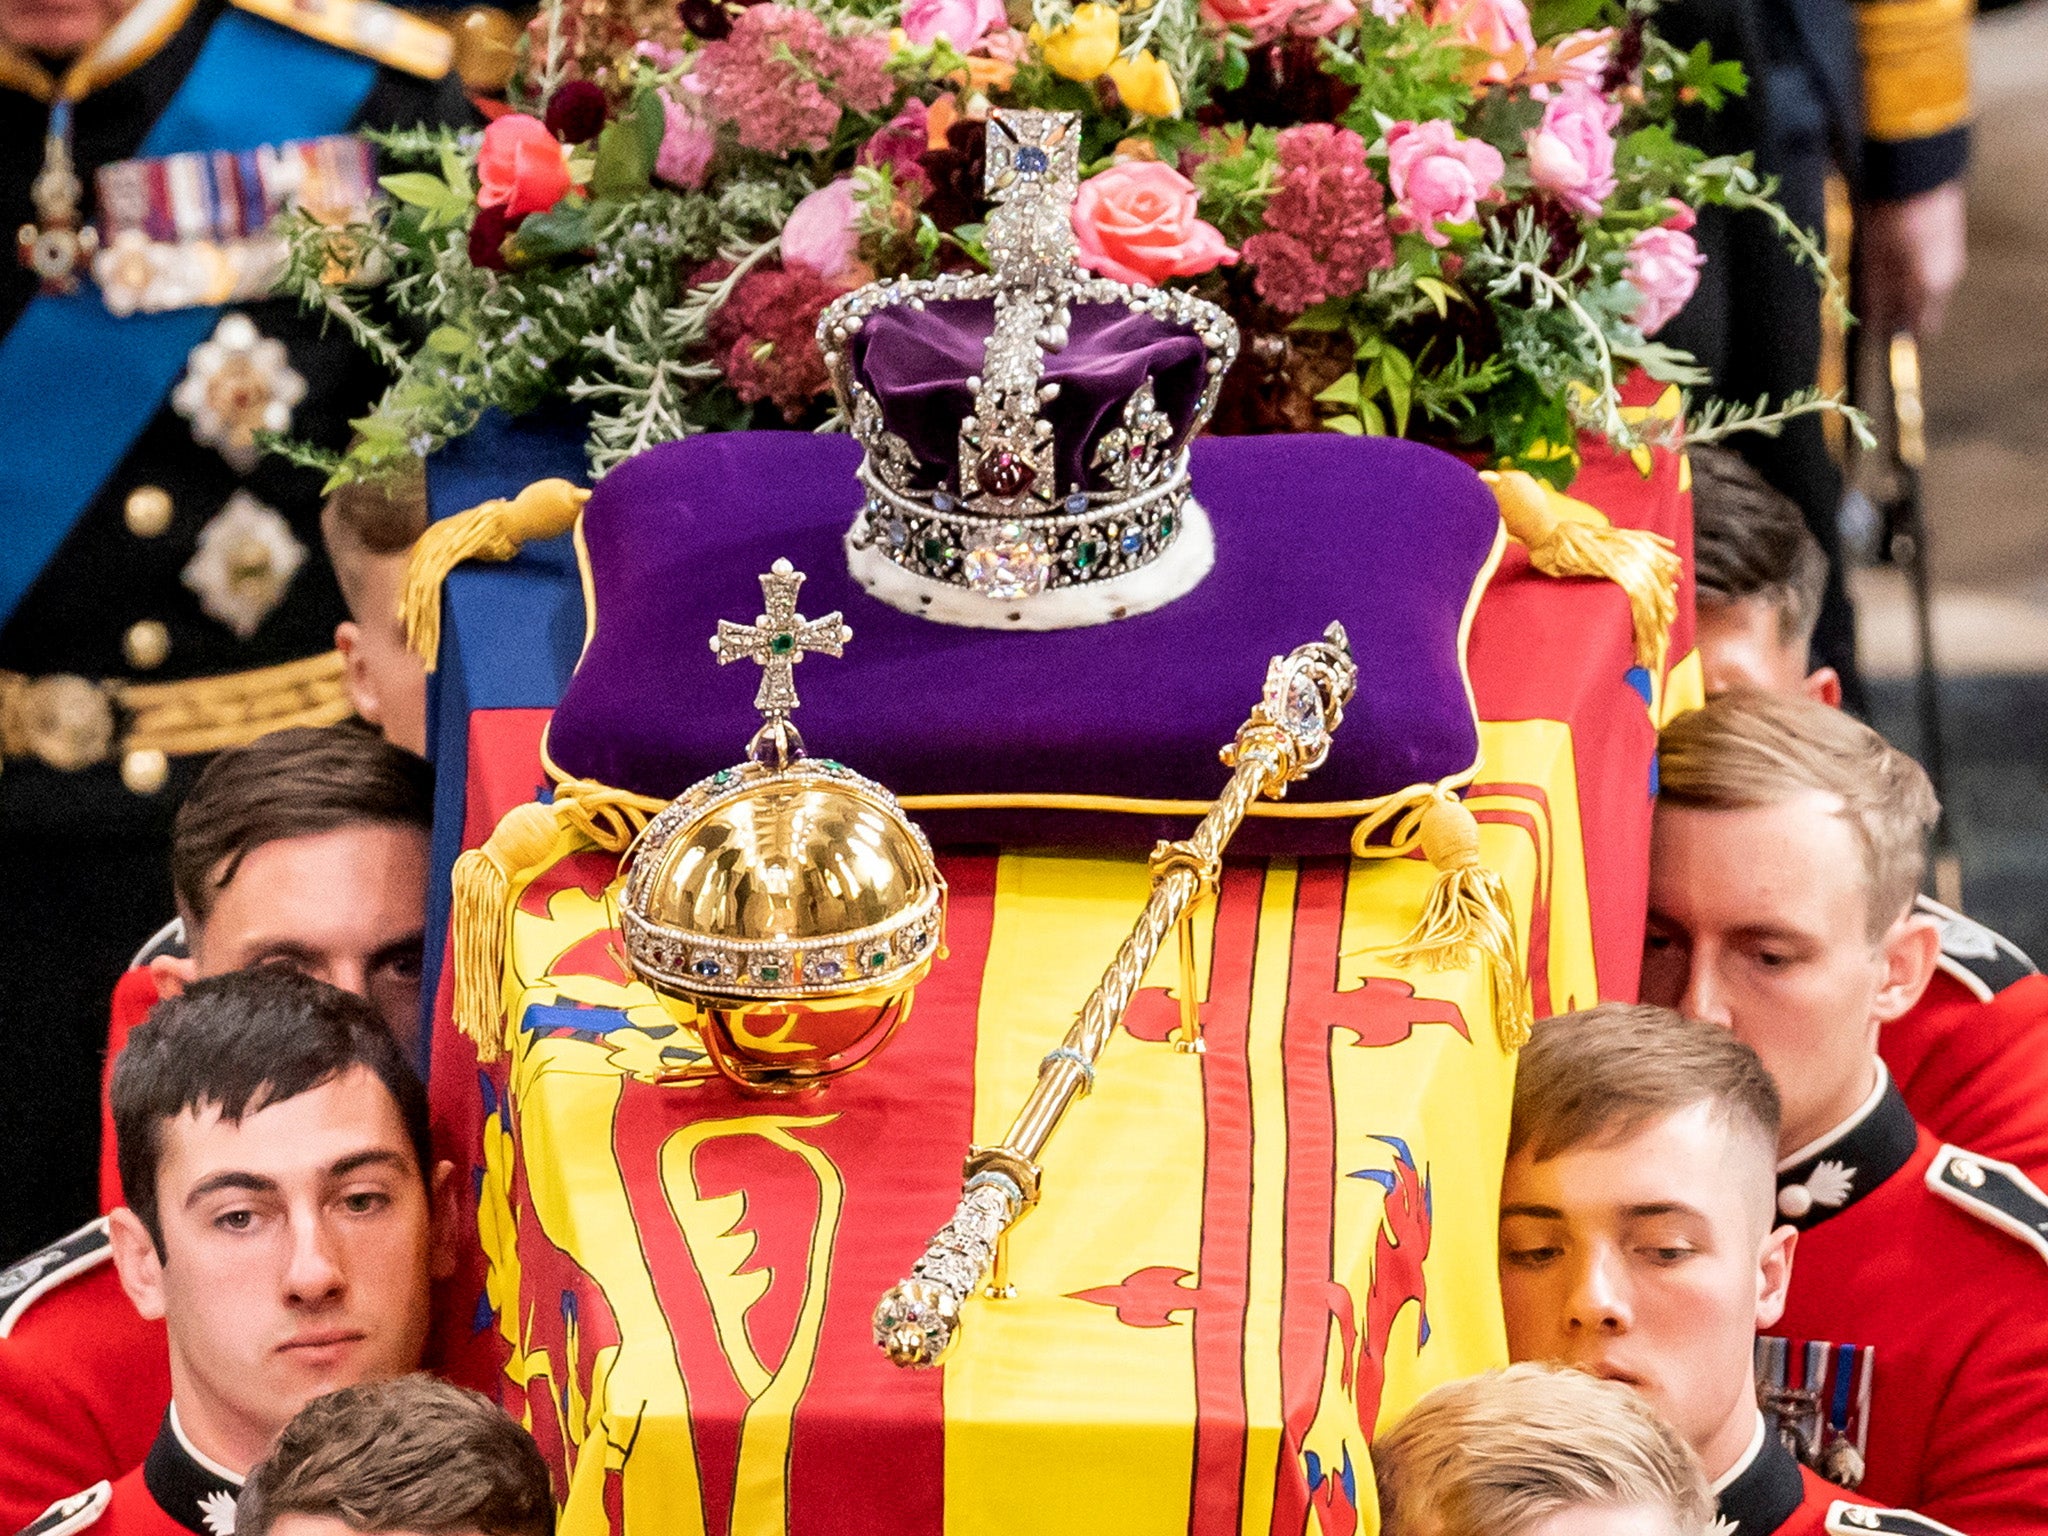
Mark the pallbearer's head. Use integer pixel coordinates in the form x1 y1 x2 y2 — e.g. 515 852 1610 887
1498 1004 1792 1482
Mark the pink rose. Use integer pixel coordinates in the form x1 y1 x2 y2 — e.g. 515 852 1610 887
900 0 1006 48
1385 119 1505 247
655 83 716 190
781 178 862 282
860 100 933 196
1071 161 1237 287
1624 225 1704 336
476 113 571 218
1203 0 1352 43
1524 84 1620 217
1550 26 1612 87
1430 0 1533 83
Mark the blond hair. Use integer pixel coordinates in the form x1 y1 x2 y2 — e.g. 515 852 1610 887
1375 1363 1712 1536
1657 691 1937 937
1509 1004 1780 1172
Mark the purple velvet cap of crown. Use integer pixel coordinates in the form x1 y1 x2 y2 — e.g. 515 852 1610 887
543 431 1502 855
850 299 1210 492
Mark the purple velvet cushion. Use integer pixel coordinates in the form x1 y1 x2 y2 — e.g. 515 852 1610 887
545 431 1501 854
852 299 1209 490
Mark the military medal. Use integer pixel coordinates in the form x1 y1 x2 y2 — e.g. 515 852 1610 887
1757 1336 1874 1489
17 105 99 294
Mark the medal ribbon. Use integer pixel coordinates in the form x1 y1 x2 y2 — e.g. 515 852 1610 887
0 6 379 626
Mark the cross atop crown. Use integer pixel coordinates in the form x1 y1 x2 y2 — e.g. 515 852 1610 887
711 561 852 750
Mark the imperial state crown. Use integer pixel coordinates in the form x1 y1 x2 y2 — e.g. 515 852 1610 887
818 109 1239 630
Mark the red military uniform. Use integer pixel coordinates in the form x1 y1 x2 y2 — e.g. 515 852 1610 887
1882 897 2048 1184
1716 1420 1963 1536
97 966 163 1214
1763 1070 2048 1535
14 1412 242 1536
0 1221 170 1532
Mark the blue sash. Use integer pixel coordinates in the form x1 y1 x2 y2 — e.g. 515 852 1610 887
0 8 380 626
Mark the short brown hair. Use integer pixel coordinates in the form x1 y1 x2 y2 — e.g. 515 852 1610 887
1509 1004 1781 1176
1657 691 1938 937
112 969 432 1254
321 458 428 621
238 1377 552 1536
171 722 432 925
1375 1362 1712 1536
1688 446 1828 653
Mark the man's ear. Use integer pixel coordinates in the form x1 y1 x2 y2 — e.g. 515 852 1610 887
1874 911 1942 1024
1756 1223 1797 1331
429 1159 459 1281
108 1206 167 1322
1803 666 1843 708
335 620 386 728
148 953 195 1001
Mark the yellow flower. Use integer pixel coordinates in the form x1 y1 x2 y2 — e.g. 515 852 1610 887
1031 2 1121 81
1106 48 1180 118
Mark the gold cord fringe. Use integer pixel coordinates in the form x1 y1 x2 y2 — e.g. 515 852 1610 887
449 776 667 1060
403 478 590 672
1375 792 1533 1050
1484 468 1681 672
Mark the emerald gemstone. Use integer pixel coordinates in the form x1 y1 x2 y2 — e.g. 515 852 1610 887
867 949 889 969
1073 539 1099 570
923 537 953 565
770 632 795 655
1159 513 1175 537
712 769 732 786
757 963 782 982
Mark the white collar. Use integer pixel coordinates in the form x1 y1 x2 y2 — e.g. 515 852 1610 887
1777 1061 1889 1173
1709 1412 1768 1495
168 1402 248 1488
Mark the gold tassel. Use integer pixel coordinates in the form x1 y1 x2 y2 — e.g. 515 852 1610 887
1379 792 1533 1051
403 478 591 672
1483 468 1681 673
447 777 669 1061
451 800 565 1061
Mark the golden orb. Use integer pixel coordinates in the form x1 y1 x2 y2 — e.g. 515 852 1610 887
619 755 945 1093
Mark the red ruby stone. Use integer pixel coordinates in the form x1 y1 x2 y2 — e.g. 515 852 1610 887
978 450 1034 498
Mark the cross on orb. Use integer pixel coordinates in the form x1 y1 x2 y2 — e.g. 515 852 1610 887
711 559 852 722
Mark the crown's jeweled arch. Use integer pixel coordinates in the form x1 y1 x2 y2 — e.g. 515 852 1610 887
817 108 1239 630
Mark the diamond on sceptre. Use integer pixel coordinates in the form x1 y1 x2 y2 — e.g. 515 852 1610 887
710 559 853 733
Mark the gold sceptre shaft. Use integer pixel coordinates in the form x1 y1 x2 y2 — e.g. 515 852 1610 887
872 623 1358 1368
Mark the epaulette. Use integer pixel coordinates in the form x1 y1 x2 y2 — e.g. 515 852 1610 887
15 1482 111 1536
1916 894 2038 1002
227 0 454 78
0 1218 113 1339
1824 1500 1965 1535
1925 1145 2048 1265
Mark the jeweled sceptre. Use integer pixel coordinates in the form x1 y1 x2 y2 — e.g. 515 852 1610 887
873 623 1357 1366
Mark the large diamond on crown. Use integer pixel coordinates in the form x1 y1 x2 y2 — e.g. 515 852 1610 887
818 110 1238 610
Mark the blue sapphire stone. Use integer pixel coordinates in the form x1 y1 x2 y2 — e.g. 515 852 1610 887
1119 527 1144 555
1016 146 1049 174
1064 492 1089 514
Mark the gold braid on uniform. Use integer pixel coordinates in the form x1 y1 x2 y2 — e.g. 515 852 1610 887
1856 0 1972 145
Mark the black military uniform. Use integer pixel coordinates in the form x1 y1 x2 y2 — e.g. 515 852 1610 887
0 0 472 1262
1659 0 1971 713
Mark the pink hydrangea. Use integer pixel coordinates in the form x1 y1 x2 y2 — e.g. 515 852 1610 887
1524 83 1620 217
694 5 895 158
1384 119 1505 246
1241 124 1394 314
1625 225 1704 335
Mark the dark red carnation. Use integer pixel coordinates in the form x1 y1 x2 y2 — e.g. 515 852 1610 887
706 263 840 420
467 201 518 270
